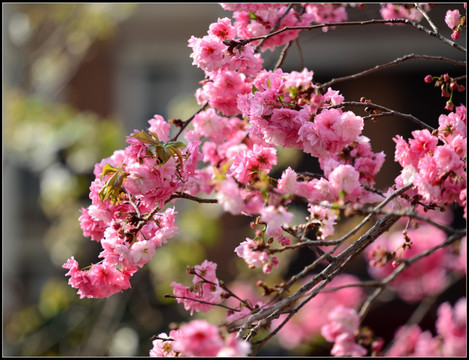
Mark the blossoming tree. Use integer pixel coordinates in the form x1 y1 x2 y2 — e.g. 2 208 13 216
63 3 466 357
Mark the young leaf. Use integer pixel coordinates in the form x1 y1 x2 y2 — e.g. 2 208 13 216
129 131 157 145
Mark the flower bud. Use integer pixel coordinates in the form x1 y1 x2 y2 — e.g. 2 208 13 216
424 75 433 83
451 30 461 40
445 100 454 111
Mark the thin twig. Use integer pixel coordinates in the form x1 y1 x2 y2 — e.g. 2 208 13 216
237 213 400 341
171 102 209 141
254 4 294 52
295 37 304 70
329 101 435 132
231 19 466 53
165 294 239 312
358 230 465 319
318 54 466 90
414 3 439 33
168 192 218 204
274 41 292 70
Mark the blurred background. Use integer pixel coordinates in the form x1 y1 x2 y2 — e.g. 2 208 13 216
3 3 466 356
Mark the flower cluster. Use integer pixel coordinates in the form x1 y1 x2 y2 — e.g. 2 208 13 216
445 8 466 40
220 3 315 51
63 3 466 358
273 274 365 349
64 115 202 298
393 105 466 209
380 3 431 24
366 223 452 302
171 260 226 315
321 306 367 357
149 319 251 357
386 297 466 356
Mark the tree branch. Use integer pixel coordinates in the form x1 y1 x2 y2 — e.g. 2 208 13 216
171 101 209 142
318 53 466 91
358 230 465 319
168 192 218 204
230 19 466 53
329 101 435 131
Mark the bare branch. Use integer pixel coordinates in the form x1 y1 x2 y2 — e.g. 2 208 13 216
230 19 466 53
330 101 435 132
274 41 293 71
169 192 218 204
414 3 439 33
358 230 465 319
318 53 466 90
171 101 209 141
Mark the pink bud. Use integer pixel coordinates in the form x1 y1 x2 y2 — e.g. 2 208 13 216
445 100 455 111
424 75 433 83
451 30 461 40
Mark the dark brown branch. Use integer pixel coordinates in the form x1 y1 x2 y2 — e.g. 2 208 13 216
254 4 294 52
237 213 400 342
231 19 466 53
318 54 466 90
169 192 218 204
414 3 439 33
237 186 413 350
165 294 238 312
330 101 435 132
171 101 209 141
274 41 292 70
358 230 466 319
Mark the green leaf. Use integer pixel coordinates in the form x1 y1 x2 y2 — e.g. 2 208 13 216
128 130 157 145
100 163 118 180
156 147 172 166
147 130 161 143
167 146 184 167
99 168 126 204
165 141 186 149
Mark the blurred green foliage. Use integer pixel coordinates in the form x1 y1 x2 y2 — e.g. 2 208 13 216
3 4 242 356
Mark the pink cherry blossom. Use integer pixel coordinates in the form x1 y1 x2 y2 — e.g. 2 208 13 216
171 320 225 357
229 143 277 184
148 114 171 142
234 237 278 274
445 9 461 30
171 260 225 315
308 204 338 240
386 324 441 356
274 274 365 349
216 177 244 215
149 330 179 357
323 87 344 105
277 167 298 195
380 3 430 24
217 333 251 357
321 306 361 342
331 332 368 357
366 224 451 302
62 257 134 299
188 34 227 73
436 297 467 356
328 164 362 200
260 205 293 238
208 17 236 40
305 3 348 32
